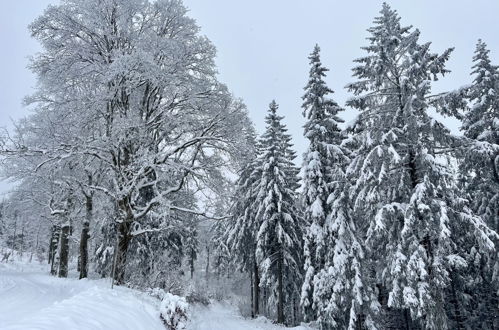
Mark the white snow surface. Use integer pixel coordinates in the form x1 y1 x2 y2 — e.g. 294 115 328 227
0 261 164 330
188 303 312 330
0 259 314 330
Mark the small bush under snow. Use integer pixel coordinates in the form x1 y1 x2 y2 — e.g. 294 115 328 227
148 288 189 330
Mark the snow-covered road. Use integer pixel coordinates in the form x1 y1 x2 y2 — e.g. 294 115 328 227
0 262 164 330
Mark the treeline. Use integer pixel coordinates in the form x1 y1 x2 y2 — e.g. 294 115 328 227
0 2 497 330
223 4 498 330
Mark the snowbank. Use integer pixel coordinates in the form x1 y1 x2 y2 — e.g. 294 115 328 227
0 261 164 330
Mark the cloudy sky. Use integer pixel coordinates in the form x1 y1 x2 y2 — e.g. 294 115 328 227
1 0 498 195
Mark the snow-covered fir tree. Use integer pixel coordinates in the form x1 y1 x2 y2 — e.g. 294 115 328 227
460 40 499 233
225 130 263 317
254 100 303 325
343 4 498 329
444 40 499 330
299 44 349 323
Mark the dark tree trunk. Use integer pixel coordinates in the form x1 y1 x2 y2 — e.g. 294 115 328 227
79 195 92 279
20 226 25 257
48 226 55 264
205 245 210 282
450 277 465 330
189 248 195 279
49 225 60 275
250 269 254 318
12 215 17 250
113 221 131 285
58 223 70 278
277 252 284 324
253 258 260 316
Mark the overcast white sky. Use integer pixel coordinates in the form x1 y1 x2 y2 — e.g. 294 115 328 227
1 0 498 195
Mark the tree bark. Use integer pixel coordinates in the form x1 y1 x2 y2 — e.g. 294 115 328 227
113 221 131 285
450 277 465 330
49 225 60 275
205 245 210 282
277 251 284 324
20 225 25 257
250 269 254 318
79 194 92 279
253 257 260 316
189 248 195 279
58 223 70 278
12 214 17 250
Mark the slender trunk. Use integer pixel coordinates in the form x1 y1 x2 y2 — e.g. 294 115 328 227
48 226 55 264
79 195 92 279
12 216 17 250
190 249 195 279
277 251 284 324
58 223 70 278
292 295 297 326
113 221 131 285
205 245 210 282
250 268 254 318
403 309 411 330
20 225 24 258
253 258 260 316
49 225 60 275
450 277 465 330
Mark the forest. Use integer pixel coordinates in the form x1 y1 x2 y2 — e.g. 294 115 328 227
0 1 497 330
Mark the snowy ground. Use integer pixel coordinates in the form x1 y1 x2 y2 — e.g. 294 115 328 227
0 258 312 330
188 303 311 330
0 261 164 330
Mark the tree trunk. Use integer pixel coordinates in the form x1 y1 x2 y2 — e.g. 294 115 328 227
113 221 131 285
450 277 465 330
205 245 210 283
49 225 60 275
48 226 54 264
58 223 70 278
253 258 260 316
19 225 25 258
79 195 92 279
250 269 254 318
277 251 284 324
403 309 411 330
190 249 195 279
12 215 17 250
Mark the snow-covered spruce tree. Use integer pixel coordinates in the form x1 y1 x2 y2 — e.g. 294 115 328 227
344 4 498 329
299 44 349 323
460 40 499 233
225 129 263 317
254 101 303 325
211 220 232 280
443 40 499 330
